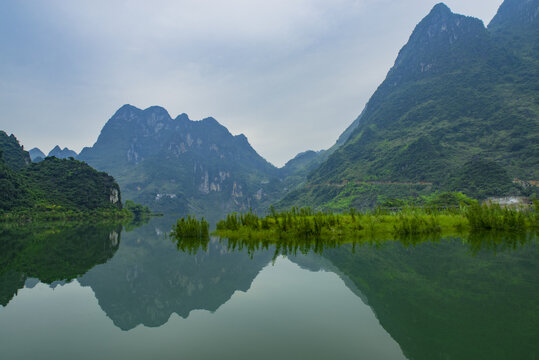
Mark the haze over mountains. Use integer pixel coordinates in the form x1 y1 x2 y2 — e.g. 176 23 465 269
2 0 537 214
28 146 78 162
280 0 539 209
77 105 283 215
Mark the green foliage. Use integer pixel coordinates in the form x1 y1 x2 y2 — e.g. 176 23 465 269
283 4 538 209
448 158 518 198
0 153 33 211
465 203 533 231
23 157 122 211
123 200 151 219
0 144 127 218
171 215 209 239
0 131 31 171
392 212 441 236
170 215 211 255
379 191 477 209
422 191 476 207
214 201 538 242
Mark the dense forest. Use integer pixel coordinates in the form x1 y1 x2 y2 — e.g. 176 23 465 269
0 131 125 218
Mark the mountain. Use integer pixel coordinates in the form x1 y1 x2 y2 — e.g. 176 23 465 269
279 0 539 209
280 150 323 178
23 157 123 211
0 132 123 213
78 105 281 215
48 145 78 159
28 147 46 162
0 131 31 171
489 0 539 42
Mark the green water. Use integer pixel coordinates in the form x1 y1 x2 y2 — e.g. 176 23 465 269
0 217 537 360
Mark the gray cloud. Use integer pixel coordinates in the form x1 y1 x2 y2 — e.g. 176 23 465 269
0 0 501 166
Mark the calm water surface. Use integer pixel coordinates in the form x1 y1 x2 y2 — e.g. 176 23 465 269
0 217 537 360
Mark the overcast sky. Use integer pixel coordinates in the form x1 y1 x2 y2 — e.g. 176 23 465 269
0 0 502 166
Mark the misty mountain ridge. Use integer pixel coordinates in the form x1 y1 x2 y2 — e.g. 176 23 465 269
4 0 537 214
279 0 538 209
28 147 46 162
48 145 78 159
78 104 283 215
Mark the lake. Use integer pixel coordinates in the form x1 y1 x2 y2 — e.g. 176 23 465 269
1 216 537 360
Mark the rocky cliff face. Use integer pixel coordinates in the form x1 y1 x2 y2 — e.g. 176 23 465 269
78 105 279 215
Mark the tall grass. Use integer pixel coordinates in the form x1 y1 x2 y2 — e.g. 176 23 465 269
213 202 537 241
392 211 441 236
171 215 209 238
465 203 528 231
170 215 210 254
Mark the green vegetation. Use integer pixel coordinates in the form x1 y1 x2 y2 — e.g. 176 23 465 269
170 216 210 254
0 156 128 221
0 131 31 170
0 132 145 221
23 157 122 211
212 197 537 242
0 207 134 223
279 3 539 210
466 201 539 231
170 215 209 239
123 200 152 219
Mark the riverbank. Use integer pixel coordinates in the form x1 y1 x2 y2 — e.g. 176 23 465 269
0 207 134 223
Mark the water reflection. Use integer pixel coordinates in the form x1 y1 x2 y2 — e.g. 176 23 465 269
194 230 537 259
1 216 537 359
78 216 274 330
319 236 539 360
207 231 539 360
0 222 123 306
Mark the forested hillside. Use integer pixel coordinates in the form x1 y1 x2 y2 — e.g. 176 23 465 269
279 0 538 209
0 132 123 214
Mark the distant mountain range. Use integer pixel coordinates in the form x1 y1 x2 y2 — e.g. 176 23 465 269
48 145 78 159
4 0 537 214
28 146 78 162
28 147 45 162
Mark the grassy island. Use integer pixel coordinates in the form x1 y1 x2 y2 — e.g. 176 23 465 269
210 201 538 242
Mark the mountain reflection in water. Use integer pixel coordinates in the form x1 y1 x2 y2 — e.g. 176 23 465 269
0 221 122 306
1 216 537 360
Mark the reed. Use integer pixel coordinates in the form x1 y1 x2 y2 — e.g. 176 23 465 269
213 202 537 241
171 215 209 238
